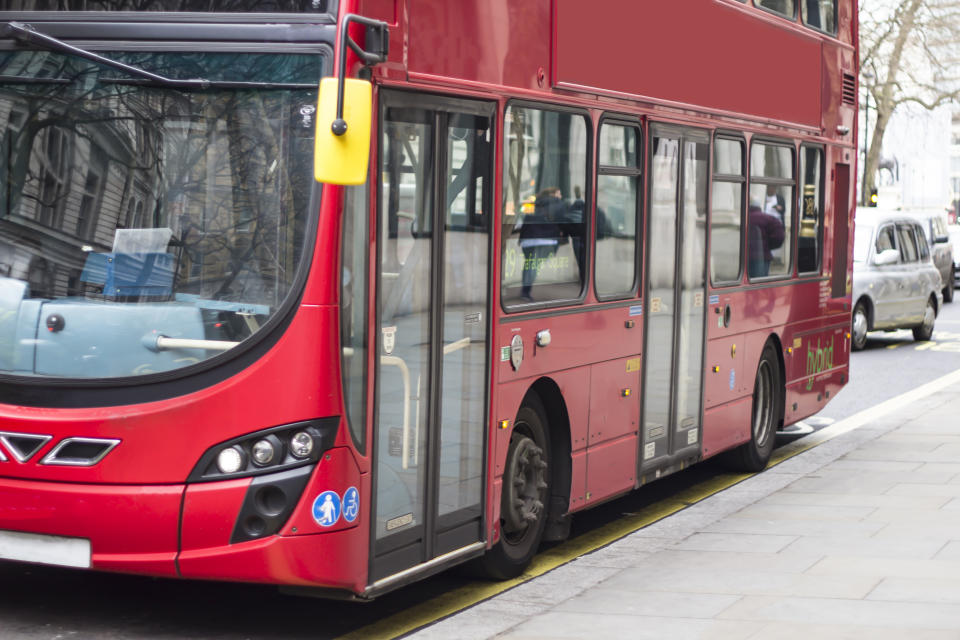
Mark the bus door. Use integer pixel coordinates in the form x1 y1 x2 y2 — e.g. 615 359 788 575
640 126 709 475
370 92 494 582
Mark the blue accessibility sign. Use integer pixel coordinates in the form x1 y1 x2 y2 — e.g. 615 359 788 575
342 486 359 523
312 491 341 527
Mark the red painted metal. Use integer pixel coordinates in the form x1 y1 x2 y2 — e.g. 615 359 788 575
0 0 857 596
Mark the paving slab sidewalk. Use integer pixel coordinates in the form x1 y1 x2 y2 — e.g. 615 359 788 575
410 380 960 640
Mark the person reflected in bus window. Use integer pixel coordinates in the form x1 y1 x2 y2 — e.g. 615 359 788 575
764 183 785 223
562 185 586 276
748 203 785 278
517 187 563 301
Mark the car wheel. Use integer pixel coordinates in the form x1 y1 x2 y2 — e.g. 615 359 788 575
912 296 936 342
851 301 869 351
945 278 954 303
479 396 550 579
724 342 780 472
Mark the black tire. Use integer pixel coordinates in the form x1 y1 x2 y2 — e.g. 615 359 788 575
851 301 869 351
912 296 936 342
479 395 551 580
724 342 780 472
944 278 954 303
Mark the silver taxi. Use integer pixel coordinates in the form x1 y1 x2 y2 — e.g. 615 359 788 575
852 209 943 350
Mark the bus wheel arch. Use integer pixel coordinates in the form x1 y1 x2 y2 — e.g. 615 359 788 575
724 335 783 472
528 378 572 543
481 380 571 579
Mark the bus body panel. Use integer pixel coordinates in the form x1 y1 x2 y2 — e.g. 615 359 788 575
0 477 182 577
554 1 821 130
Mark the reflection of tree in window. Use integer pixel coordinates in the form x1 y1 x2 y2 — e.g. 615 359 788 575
35 127 71 228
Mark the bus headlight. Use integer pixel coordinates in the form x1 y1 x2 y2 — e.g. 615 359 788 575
188 418 339 483
217 446 246 474
290 431 314 458
251 437 278 466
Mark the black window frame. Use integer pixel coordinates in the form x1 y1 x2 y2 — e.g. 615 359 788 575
709 132 747 287
800 0 838 35
797 143 825 276
747 137 796 281
500 99 593 313
593 113 643 302
753 0 797 20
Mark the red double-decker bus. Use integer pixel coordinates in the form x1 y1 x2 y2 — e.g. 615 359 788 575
0 0 856 598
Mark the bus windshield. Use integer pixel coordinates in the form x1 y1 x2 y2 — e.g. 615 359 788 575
0 50 322 379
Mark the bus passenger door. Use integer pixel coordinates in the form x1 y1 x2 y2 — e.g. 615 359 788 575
640 127 709 475
370 92 494 583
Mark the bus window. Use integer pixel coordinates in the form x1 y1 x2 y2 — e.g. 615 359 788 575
802 0 836 33
595 121 641 299
501 106 588 307
341 184 369 452
755 0 796 18
710 137 745 285
798 146 824 274
748 141 794 278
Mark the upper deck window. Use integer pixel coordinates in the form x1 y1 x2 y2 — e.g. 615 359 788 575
501 105 588 309
754 0 795 19
0 50 322 380
1 0 330 11
801 0 836 34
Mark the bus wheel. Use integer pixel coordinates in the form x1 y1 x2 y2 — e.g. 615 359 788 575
725 343 779 472
481 398 551 579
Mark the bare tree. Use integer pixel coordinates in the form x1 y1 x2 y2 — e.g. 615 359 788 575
859 0 960 204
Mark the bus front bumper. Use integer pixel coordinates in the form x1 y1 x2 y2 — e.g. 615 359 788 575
0 476 182 577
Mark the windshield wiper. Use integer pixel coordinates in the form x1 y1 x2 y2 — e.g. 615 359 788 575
1 21 316 90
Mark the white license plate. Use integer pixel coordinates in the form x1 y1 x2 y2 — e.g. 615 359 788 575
0 530 91 569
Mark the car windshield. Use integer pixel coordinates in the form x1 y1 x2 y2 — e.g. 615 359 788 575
853 224 873 263
0 50 322 379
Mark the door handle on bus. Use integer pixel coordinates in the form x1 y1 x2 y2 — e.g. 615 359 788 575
536 330 551 347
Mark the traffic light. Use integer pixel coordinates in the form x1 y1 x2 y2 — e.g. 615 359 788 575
868 187 878 207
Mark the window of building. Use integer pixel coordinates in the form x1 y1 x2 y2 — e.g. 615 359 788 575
748 141 794 278
755 0 796 18
595 120 641 299
710 136 745 284
797 146 823 274
502 105 588 307
801 0 836 33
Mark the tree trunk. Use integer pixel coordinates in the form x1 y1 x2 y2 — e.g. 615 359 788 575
862 0 922 205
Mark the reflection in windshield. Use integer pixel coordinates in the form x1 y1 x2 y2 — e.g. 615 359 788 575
0 51 321 378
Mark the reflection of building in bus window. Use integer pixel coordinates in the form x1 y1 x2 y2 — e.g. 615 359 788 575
748 204 785 278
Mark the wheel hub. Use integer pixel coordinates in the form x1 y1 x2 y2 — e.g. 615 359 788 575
502 433 547 537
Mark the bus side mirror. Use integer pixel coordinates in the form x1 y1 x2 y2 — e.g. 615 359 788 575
314 77 372 186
